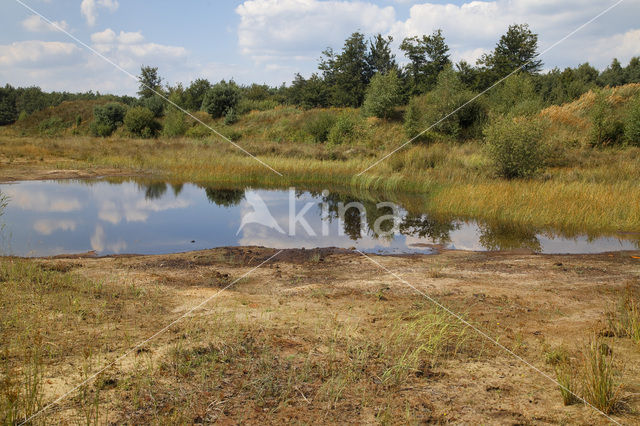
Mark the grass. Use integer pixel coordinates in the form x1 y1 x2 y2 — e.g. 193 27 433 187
606 281 640 344
581 336 624 414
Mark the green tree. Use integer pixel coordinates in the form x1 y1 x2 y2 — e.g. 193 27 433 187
137 66 163 99
625 57 640 83
184 78 211 111
598 58 626 87
124 106 160 138
362 70 401 119
320 32 371 107
488 73 542 117
400 29 450 94
477 24 542 86
367 34 397 75
0 85 17 125
202 80 240 119
288 73 329 108
589 90 624 146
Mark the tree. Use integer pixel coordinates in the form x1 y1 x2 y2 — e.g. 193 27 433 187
400 29 450 94
201 80 240 119
184 78 211 111
137 66 163 99
0 85 17 125
598 58 626 87
625 57 640 83
367 34 397 75
320 32 371 107
362 70 401 119
477 24 542 86
288 73 329 108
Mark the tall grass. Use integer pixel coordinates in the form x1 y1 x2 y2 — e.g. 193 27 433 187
581 336 623 414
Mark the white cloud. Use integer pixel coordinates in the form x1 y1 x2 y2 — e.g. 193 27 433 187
22 15 69 32
33 219 77 236
236 0 396 62
586 29 640 66
0 41 80 67
81 0 119 26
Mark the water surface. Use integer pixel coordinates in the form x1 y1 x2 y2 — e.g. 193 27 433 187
0 179 637 257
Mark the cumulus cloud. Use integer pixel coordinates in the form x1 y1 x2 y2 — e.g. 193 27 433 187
81 0 119 26
0 40 80 67
22 15 69 32
236 0 396 63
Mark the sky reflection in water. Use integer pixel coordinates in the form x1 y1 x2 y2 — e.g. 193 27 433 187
0 179 637 257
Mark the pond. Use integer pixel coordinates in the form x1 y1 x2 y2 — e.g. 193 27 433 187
0 179 637 257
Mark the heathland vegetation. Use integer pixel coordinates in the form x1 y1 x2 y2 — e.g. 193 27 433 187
1 24 640 235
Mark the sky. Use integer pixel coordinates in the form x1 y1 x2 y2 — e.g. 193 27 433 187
1 0 639 95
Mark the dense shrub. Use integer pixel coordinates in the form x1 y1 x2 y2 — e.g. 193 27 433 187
124 106 160 138
624 95 640 146
202 81 240 119
91 102 127 137
327 112 362 145
590 91 624 146
488 73 543 117
162 107 187 137
404 68 487 142
185 124 210 139
362 70 401 119
142 95 165 118
484 115 547 179
304 112 336 143
38 116 66 136
223 107 238 125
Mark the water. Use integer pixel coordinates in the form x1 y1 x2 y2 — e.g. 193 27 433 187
0 179 637 257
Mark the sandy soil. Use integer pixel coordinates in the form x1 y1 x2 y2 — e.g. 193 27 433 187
14 245 639 425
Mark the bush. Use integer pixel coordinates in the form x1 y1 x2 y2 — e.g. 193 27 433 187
38 116 66 136
202 81 240 119
590 91 624 146
142 95 165 118
484 115 547 179
91 102 127 137
124 106 160 138
236 98 280 115
185 124 210 139
488 73 543 117
162 107 187 137
362 70 401 119
624 95 640 146
404 68 487 141
223 107 238 125
304 112 336 143
327 112 362 145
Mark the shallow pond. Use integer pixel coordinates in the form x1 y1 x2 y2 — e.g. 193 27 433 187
0 179 637 256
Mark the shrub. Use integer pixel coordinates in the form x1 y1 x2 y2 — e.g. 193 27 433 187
236 98 280 115
488 73 543 117
142 95 165 118
484 115 547 179
304 112 336 143
185 124 210 139
362 70 401 119
37 116 66 136
624 95 640 146
404 68 487 141
327 112 361 145
91 102 127 137
162 107 187 137
202 81 240 119
124 106 160 138
590 90 624 146
223 107 238 125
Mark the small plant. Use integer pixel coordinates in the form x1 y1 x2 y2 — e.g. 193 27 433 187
124 106 160 138
552 356 581 406
484 115 548 179
223 107 238 125
605 284 640 343
581 335 623 414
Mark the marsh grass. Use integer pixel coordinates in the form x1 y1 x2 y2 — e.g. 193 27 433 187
606 282 640 344
581 336 624 414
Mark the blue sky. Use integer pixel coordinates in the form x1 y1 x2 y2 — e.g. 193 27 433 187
1 0 639 95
